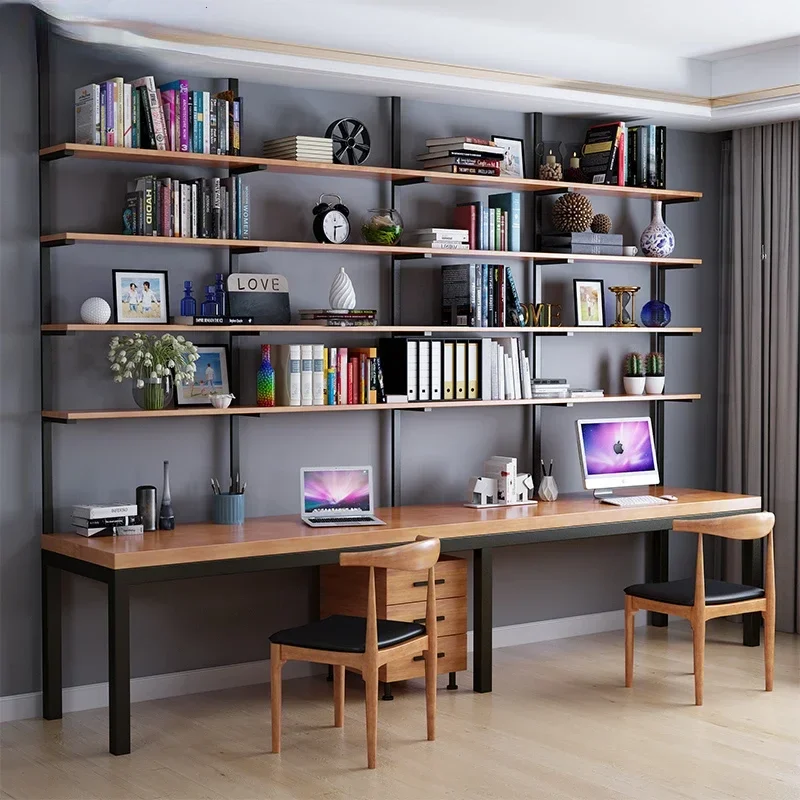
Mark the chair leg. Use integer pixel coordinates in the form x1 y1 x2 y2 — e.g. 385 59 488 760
763 609 775 692
624 595 635 688
334 665 345 727
270 643 283 753
424 644 436 741
692 617 706 706
364 666 378 769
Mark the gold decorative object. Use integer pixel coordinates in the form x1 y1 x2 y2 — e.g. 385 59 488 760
591 213 612 234
551 193 594 232
608 285 640 327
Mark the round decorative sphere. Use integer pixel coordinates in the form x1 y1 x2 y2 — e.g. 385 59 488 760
641 300 672 327
80 297 111 325
591 213 612 234
551 193 594 233
329 267 356 310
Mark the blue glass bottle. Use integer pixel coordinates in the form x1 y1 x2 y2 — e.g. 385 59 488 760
214 272 227 316
200 285 219 317
180 281 197 317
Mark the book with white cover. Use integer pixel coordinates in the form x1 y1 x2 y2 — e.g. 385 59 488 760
300 345 313 405
430 340 442 400
455 342 467 399
520 351 533 399
311 344 325 405
443 341 455 400
503 355 514 399
467 341 479 399
480 339 493 400
406 340 418 402
418 340 431 402
74 83 100 145
484 456 516 503
73 503 138 520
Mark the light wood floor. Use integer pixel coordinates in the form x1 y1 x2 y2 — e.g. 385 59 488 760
1 621 798 800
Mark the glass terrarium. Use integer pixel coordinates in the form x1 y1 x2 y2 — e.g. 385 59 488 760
361 208 404 245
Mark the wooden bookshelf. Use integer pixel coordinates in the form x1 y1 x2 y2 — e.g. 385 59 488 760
42 323 702 335
40 143 703 203
39 233 703 267
42 394 701 421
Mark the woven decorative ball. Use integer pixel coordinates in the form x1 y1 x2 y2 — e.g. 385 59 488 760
538 163 563 181
591 213 612 234
79 297 111 324
551 193 594 233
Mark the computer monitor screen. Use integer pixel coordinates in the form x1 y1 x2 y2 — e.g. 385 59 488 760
576 417 660 490
301 467 372 514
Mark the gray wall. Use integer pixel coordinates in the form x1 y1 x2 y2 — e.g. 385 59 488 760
0 4 722 696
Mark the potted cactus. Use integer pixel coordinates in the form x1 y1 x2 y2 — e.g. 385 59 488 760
623 352 646 395
645 351 665 395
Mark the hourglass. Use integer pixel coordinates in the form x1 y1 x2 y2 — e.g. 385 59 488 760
608 286 640 327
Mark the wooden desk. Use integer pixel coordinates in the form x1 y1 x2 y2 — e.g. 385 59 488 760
41 487 761 755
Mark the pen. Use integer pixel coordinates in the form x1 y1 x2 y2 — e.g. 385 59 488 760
210 478 218 495
548 459 553 476
241 482 246 495
540 459 546 478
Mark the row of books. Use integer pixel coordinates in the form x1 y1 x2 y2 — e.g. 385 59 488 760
75 77 242 155
273 345 384 406
72 503 142 537
262 136 333 163
580 122 666 189
298 309 377 327
123 175 250 239
442 264 524 328
417 136 505 176
532 379 605 399
409 228 470 250
454 193 521 251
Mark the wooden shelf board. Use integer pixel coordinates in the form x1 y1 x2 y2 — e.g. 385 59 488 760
40 143 703 203
42 394 701 421
42 323 702 335
39 233 702 266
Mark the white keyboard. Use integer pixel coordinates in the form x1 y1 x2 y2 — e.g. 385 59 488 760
601 495 671 507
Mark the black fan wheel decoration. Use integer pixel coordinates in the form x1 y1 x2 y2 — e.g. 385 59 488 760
326 118 371 165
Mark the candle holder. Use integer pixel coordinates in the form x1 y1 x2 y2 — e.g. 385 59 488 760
536 141 563 181
608 286 640 327
564 142 586 182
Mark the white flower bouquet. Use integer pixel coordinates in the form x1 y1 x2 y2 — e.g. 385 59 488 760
108 333 199 410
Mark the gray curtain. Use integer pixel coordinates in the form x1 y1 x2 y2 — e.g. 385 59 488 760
717 121 800 634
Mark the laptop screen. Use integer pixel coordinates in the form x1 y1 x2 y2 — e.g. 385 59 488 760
302 468 372 515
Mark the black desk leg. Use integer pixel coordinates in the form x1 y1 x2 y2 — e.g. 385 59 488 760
473 547 492 693
108 576 131 755
42 559 62 720
742 538 762 647
647 530 669 627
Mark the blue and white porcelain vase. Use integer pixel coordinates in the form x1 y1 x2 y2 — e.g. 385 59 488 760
640 200 675 258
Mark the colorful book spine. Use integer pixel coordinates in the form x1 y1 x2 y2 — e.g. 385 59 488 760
131 77 167 150
202 91 211 154
160 80 190 151
104 80 115 146
232 99 241 156
161 89 175 150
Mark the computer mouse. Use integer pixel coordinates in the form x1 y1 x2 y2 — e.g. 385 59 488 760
661 494 678 502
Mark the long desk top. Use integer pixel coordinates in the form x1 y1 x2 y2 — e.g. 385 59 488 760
41 488 760 571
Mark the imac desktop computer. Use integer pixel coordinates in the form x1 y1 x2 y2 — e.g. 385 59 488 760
575 417 676 507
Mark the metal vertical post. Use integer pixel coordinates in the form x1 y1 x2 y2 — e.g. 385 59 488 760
390 96 401 507
529 113 544 475
227 78 241 481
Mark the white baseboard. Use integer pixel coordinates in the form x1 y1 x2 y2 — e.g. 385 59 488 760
1 609 641 724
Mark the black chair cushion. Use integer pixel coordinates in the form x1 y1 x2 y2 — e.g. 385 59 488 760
269 615 426 653
624 578 765 606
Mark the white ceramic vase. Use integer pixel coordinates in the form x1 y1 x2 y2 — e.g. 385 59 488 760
329 267 356 310
538 476 559 502
645 376 666 395
640 200 675 258
623 376 646 395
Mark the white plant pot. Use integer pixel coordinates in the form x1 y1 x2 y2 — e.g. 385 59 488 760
645 376 665 395
623 376 646 395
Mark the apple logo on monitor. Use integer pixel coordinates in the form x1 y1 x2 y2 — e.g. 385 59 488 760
613 440 624 455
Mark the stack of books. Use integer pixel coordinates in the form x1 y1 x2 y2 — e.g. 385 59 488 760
539 232 622 256
409 228 469 250
570 388 605 398
262 136 333 163
75 78 241 155
441 264 524 327
124 174 250 239
272 345 384 406
531 378 570 399
578 122 666 188
73 503 142 537
298 309 377 327
454 193 521 251
417 137 505 176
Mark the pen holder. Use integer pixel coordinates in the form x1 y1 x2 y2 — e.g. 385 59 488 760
538 476 559 502
213 493 245 525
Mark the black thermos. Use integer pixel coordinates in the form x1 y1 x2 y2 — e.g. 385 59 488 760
136 485 157 531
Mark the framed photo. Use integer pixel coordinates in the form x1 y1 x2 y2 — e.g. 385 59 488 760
112 270 169 324
176 345 230 405
573 279 606 327
491 136 525 178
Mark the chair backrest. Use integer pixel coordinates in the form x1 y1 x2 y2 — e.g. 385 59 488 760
673 513 775 611
339 537 441 659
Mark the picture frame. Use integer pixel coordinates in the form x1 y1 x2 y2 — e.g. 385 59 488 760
573 279 606 327
491 135 526 178
176 345 230 405
112 270 170 325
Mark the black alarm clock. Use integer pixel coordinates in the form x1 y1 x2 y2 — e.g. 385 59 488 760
312 193 350 244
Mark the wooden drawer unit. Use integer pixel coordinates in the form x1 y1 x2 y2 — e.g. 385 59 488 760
320 554 467 684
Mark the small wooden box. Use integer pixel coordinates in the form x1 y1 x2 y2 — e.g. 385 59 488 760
320 554 468 683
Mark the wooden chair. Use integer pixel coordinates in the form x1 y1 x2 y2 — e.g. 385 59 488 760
269 536 441 769
624 511 775 705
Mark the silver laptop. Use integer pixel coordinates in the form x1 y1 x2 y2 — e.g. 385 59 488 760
300 466 385 527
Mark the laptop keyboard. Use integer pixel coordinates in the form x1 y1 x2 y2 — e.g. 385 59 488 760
313 516 373 524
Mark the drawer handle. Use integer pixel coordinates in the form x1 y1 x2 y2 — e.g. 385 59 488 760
412 578 445 587
413 652 445 662
414 615 445 624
